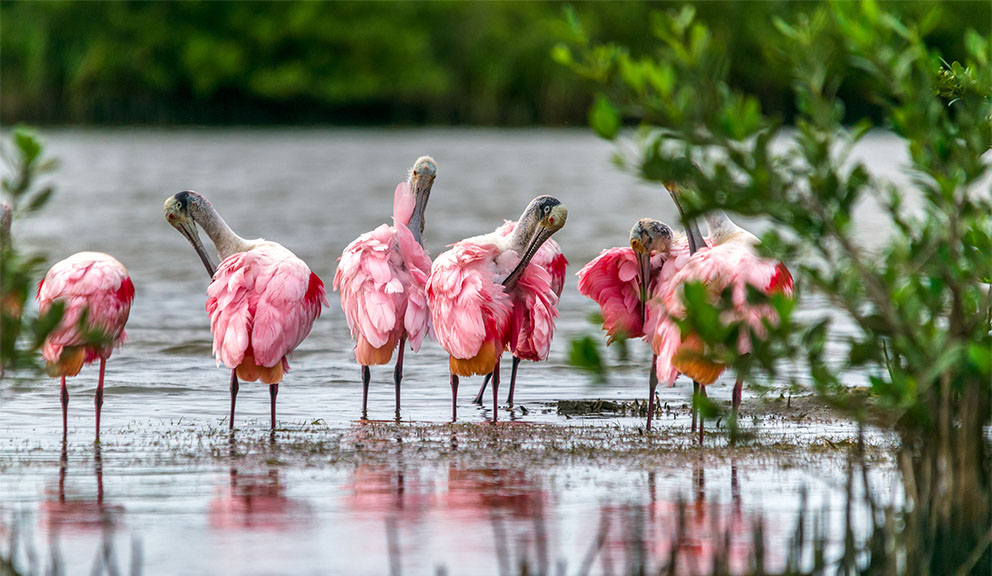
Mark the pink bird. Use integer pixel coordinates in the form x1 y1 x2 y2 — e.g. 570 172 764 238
577 218 683 430
164 191 328 431
471 218 568 407
427 195 568 422
653 188 794 443
36 252 134 440
334 156 436 419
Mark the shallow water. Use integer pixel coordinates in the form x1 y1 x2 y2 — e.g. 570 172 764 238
0 128 908 574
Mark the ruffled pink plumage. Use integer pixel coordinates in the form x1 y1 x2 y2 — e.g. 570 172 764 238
333 182 432 365
428 239 511 368
427 230 559 376
493 220 566 361
37 252 134 374
577 247 658 343
652 241 794 385
206 243 327 380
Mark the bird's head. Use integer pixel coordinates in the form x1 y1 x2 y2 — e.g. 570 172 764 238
407 156 437 244
628 218 673 313
503 195 568 291
410 156 437 199
164 190 216 276
629 218 673 256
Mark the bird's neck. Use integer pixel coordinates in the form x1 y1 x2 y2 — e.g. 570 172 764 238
704 210 757 245
408 187 426 248
195 201 254 260
509 209 539 256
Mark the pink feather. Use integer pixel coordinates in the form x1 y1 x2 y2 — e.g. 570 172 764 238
207 244 327 372
652 239 793 385
37 252 133 367
333 210 432 364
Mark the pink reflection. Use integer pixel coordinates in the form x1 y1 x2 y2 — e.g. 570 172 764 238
209 468 310 530
599 462 754 575
346 465 433 515
443 466 547 519
40 443 124 532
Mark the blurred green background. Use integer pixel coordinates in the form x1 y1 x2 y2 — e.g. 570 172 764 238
2 0 987 126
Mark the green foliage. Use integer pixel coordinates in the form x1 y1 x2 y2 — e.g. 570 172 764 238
1 128 62 374
0 1 987 125
563 1 991 572
567 335 606 382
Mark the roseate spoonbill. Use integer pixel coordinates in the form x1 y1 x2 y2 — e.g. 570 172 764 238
576 218 678 430
164 191 328 431
334 156 436 419
655 185 793 443
471 219 568 407
427 195 567 422
36 252 134 440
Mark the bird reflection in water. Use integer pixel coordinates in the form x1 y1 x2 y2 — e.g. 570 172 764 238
599 460 752 575
208 467 310 530
209 439 310 530
345 463 551 573
41 442 124 532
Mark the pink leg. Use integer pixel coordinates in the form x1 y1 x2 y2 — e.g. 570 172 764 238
60 376 68 440
361 366 371 419
646 354 658 431
506 356 520 406
393 338 406 420
269 383 278 431
450 373 459 422
698 385 707 445
491 359 501 423
229 370 239 430
95 357 106 441
691 381 699 432
732 375 743 417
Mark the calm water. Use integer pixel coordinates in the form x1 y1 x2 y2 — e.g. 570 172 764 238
0 129 906 575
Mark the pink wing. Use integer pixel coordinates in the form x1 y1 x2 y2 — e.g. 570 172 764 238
208 244 326 370
652 241 792 384
576 247 646 342
394 222 432 350
333 222 432 361
392 182 414 228
37 252 133 365
426 239 512 360
506 255 559 361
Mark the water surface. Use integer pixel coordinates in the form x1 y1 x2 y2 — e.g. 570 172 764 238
0 129 907 574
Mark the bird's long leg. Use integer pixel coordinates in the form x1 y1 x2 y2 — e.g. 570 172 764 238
229 370 239 431
646 354 659 431
95 357 106 441
472 373 492 405
450 373 460 422
691 381 699 433
60 376 68 440
491 359 501 423
506 356 520 406
393 338 406 421
361 366 371 420
269 383 278 431
732 374 743 417
698 385 707 446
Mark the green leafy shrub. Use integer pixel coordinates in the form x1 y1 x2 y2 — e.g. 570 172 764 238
1 127 63 373
559 1 990 573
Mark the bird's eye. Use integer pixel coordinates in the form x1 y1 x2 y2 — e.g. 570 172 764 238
543 205 551 214
549 216 555 225
167 213 175 222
